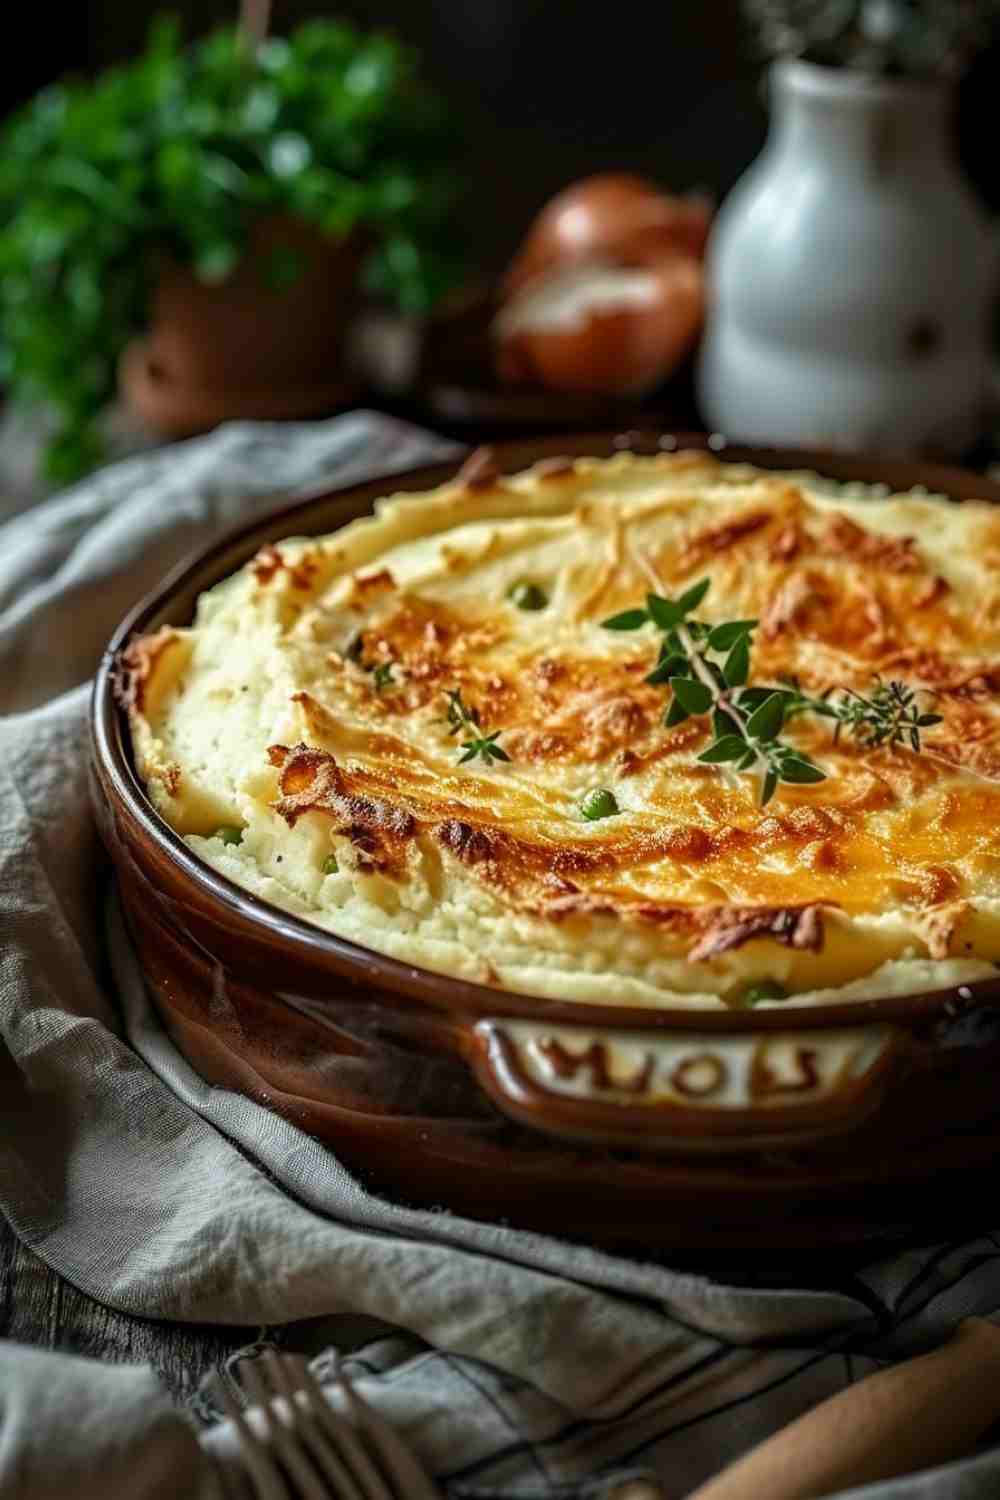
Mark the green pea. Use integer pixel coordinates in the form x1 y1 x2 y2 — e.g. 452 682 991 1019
322 854 339 875
581 788 620 821
508 581 548 611
739 980 788 1008
214 826 243 846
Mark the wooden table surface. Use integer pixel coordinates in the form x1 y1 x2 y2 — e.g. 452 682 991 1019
0 1209 257 1406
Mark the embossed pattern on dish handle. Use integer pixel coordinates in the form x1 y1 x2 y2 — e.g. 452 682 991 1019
470 1019 901 1153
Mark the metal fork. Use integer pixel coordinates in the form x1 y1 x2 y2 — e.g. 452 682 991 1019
212 1348 443 1500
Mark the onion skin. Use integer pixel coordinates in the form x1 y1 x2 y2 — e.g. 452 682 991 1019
494 254 704 397
503 173 713 298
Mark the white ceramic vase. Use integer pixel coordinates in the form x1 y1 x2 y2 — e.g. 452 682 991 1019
697 59 996 456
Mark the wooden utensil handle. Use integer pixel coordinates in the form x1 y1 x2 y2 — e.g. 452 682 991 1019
687 1317 1000 1500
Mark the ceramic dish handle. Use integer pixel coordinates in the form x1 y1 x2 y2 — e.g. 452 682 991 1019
468 1017 903 1153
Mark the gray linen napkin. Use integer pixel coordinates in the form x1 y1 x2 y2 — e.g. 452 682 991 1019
2 411 1000 1500
0 1344 206 1500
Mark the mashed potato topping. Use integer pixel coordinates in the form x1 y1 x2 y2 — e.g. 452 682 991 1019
124 450 1000 1010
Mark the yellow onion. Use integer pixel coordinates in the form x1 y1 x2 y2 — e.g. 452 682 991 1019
494 254 704 396
502 173 712 297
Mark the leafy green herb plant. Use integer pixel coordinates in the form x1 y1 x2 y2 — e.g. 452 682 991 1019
0 15 464 482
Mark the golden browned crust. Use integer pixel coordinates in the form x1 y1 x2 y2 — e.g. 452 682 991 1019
128 452 1000 996
296 486 1000 930
268 742 416 874
912 900 969 960
821 514 921 572
261 749 833 955
114 627 180 715
533 455 576 479
676 508 773 571
149 761 182 798
252 544 319 591
454 446 502 491
686 904 829 962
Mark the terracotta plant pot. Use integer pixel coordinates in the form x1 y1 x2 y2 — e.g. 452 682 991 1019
120 216 365 438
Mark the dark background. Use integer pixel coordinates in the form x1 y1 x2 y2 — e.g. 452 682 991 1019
10 2 1000 276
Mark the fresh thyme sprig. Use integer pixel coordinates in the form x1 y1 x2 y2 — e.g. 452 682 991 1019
603 581 941 805
736 677 943 754
444 688 510 766
827 679 942 751
605 579 824 805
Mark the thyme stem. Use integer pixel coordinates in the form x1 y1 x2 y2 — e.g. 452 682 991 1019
635 548 768 793
673 617 766 790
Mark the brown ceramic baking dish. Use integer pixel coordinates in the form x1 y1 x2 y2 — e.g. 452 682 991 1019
90 432 1000 1252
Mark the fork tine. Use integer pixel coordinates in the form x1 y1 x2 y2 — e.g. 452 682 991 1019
336 1359 444 1500
268 1354 368 1500
243 1355 329 1500
240 1361 277 1444
286 1354 396 1500
215 1369 291 1500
